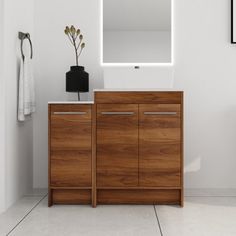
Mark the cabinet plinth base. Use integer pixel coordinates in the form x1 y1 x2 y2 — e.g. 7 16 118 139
50 189 91 205
97 189 181 205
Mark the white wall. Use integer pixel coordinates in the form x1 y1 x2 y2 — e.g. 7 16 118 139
34 0 236 190
103 31 171 63
0 0 6 213
33 0 103 188
104 67 174 89
1 0 34 211
174 0 236 189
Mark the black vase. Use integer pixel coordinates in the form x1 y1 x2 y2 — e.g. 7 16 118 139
66 66 89 100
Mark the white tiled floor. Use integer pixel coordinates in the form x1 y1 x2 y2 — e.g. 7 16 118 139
156 197 236 236
0 196 45 236
1 196 236 236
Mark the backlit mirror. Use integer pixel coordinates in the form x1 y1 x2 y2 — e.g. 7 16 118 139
102 0 172 66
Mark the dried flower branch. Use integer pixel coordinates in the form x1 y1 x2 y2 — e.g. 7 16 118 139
64 25 86 66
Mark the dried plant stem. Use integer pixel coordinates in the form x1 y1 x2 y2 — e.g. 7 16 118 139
67 35 74 46
72 37 79 66
78 47 84 58
64 26 85 66
74 34 79 41
76 39 82 50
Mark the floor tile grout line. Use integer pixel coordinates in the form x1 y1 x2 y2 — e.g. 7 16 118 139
153 205 163 236
6 194 48 236
23 194 47 197
185 196 236 197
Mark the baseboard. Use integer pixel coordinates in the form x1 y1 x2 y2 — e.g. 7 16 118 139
24 188 48 197
185 188 236 197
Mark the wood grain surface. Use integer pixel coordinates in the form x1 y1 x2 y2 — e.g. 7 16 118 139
96 104 139 187
97 189 180 204
49 105 92 205
49 92 184 206
95 92 182 104
53 189 91 204
139 104 181 187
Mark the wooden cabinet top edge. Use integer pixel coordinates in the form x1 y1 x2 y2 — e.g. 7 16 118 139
95 91 183 104
94 90 184 92
94 91 184 94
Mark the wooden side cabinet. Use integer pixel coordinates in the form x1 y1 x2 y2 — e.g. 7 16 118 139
48 104 92 206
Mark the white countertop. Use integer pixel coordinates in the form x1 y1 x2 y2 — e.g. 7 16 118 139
48 89 183 104
93 88 183 92
48 101 94 104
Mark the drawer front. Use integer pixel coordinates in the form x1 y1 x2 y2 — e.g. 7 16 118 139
50 104 92 187
50 116 91 150
50 104 91 122
139 104 182 187
97 104 139 187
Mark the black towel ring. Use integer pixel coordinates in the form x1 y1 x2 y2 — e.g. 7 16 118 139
18 32 33 60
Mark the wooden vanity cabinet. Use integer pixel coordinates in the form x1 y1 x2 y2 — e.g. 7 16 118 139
48 91 184 207
48 104 92 206
95 91 184 206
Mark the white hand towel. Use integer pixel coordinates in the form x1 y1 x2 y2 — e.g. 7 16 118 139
18 55 35 121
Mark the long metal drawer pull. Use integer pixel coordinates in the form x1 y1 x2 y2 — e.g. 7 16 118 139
144 111 177 115
101 112 134 115
53 112 87 115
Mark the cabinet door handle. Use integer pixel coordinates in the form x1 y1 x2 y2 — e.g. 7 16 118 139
53 112 87 115
101 112 134 115
144 112 177 115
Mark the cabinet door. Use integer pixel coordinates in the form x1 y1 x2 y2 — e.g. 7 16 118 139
50 105 92 187
139 104 181 187
97 104 139 187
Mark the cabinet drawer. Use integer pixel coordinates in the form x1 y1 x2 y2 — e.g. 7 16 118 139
50 104 91 122
50 104 92 150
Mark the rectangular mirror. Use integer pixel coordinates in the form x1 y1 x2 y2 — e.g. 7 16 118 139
102 0 173 66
